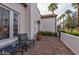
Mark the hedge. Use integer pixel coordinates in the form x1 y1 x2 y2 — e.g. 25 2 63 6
37 31 57 37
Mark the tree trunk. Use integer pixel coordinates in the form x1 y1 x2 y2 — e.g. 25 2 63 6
59 19 61 28
77 3 79 31
63 18 64 30
78 4 79 23
52 11 54 14
71 29 73 33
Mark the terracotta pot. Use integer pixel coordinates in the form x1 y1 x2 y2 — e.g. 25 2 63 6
36 35 42 41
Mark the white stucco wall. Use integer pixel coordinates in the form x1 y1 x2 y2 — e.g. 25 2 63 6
61 32 79 55
41 17 56 32
30 3 41 38
25 3 31 35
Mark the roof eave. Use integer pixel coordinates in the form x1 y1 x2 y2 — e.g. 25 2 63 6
41 14 57 18
20 3 27 7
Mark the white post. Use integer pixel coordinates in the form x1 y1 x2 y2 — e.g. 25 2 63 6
10 10 13 39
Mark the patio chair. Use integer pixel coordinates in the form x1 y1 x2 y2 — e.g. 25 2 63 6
18 33 35 54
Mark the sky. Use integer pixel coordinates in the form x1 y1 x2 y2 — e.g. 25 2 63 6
37 3 75 17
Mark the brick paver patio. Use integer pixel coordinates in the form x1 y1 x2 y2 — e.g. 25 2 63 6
1 36 74 55
23 36 74 55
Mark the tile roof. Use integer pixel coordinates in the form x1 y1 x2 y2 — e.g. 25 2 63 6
41 14 57 18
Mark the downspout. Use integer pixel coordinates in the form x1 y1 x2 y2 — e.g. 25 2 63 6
55 15 57 32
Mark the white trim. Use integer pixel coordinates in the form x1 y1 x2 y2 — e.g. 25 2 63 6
18 13 20 34
0 4 20 14
0 37 18 48
10 10 13 39
0 4 11 11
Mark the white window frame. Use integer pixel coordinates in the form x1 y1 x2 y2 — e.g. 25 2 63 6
0 4 20 40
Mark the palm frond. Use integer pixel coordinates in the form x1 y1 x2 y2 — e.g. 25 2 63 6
72 3 77 9
48 3 58 12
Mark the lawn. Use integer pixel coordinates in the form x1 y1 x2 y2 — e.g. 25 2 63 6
62 28 79 37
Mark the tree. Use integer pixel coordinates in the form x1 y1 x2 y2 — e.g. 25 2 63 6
65 10 72 15
61 14 65 30
58 16 62 30
58 15 62 25
67 15 73 32
65 10 72 32
72 3 79 31
48 3 58 14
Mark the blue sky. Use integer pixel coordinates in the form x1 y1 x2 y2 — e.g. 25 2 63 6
37 3 75 17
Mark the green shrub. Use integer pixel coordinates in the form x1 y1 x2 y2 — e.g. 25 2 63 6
67 32 79 36
37 31 57 37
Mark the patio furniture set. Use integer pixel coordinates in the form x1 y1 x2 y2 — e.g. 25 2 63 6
0 33 35 55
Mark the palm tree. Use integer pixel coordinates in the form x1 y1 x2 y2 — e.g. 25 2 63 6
58 16 62 30
58 17 61 24
48 3 58 14
65 10 72 32
72 3 79 31
58 16 61 24
65 10 72 15
61 14 65 30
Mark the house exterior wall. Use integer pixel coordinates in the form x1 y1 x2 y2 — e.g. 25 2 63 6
2 3 41 39
0 3 41 48
31 3 41 38
41 17 56 32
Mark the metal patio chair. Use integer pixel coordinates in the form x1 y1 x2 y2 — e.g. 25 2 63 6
18 33 35 54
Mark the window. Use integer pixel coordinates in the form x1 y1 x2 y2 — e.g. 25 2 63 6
0 7 10 39
0 5 19 40
13 12 18 37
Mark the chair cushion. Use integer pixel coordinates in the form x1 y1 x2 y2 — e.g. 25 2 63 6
2 44 21 52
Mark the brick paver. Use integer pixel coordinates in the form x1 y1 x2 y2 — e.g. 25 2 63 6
1 36 74 55
24 36 74 55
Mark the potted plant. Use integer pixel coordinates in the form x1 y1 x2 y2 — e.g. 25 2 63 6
36 31 42 41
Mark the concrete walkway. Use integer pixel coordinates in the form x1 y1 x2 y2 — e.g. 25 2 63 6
23 36 74 55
